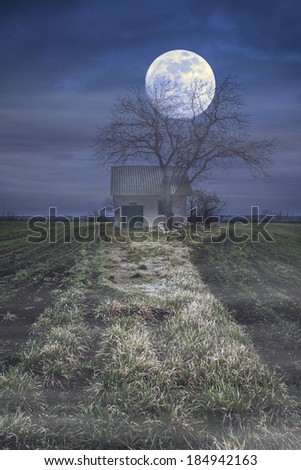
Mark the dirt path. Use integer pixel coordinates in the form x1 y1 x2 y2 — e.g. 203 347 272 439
109 241 188 298
0 259 79 372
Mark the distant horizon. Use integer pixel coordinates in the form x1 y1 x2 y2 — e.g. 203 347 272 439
2 208 301 218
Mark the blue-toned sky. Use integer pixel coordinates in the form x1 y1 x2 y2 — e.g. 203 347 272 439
1 0 300 215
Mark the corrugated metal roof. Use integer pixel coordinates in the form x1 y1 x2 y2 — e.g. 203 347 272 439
111 166 192 196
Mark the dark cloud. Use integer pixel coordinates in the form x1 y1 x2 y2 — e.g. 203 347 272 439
0 0 300 214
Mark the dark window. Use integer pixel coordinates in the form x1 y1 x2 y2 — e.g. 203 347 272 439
122 205 143 228
158 200 164 215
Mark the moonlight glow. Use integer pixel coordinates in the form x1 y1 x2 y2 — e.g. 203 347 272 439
145 50 215 119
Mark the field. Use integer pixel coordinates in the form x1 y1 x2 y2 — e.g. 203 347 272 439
1 221 301 449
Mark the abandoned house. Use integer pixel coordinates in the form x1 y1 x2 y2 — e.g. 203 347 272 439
111 165 192 227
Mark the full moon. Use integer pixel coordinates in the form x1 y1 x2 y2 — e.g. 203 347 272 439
145 49 215 119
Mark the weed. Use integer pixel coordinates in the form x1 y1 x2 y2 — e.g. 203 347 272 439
0 367 45 412
2 311 18 322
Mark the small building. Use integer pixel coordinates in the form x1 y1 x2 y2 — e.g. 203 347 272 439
111 166 192 228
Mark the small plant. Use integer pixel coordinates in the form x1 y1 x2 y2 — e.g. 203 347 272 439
2 311 18 322
0 367 45 412
14 268 30 281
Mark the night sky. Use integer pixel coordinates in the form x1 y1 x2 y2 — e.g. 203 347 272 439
1 0 300 216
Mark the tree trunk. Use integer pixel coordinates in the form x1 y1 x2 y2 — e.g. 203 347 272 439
161 167 174 229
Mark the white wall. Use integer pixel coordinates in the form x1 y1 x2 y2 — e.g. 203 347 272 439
113 195 187 227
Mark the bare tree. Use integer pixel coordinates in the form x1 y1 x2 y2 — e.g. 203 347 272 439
89 198 117 220
95 77 272 222
100 197 117 212
188 189 227 229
